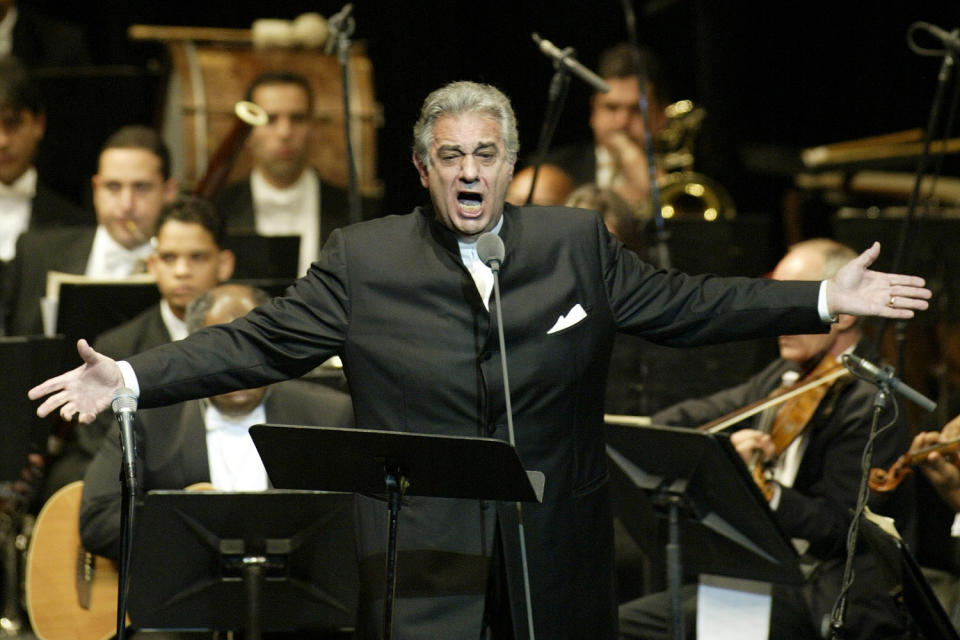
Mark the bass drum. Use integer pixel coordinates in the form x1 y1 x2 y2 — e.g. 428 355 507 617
162 41 382 195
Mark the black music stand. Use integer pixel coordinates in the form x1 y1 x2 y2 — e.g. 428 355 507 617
56 281 159 346
249 424 545 640
858 514 960 640
0 336 68 482
605 423 803 640
127 489 357 639
224 233 301 281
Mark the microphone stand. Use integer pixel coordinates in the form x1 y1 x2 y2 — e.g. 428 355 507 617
328 4 362 225
488 259 537 640
115 404 138 640
877 26 959 374
619 0 670 269
525 39 572 205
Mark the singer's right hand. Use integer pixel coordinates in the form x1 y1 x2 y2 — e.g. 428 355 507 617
28 339 122 424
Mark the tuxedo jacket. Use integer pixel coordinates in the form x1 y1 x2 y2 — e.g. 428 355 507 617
215 170 380 250
651 343 916 639
11 7 92 68
79 378 354 563
543 140 597 188
126 204 825 639
5 226 95 336
94 304 170 360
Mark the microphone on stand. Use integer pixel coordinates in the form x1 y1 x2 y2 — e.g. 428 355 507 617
531 33 610 93
840 353 937 413
111 388 139 489
911 22 960 53
324 3 354 55
476 232 537 640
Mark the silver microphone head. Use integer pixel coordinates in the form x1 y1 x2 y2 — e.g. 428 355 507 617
111 388 138 414
477 233 505 269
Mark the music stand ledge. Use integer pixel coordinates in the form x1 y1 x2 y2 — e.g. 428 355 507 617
250 424 545 640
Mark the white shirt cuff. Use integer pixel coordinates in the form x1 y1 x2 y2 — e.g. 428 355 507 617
116 361 141 398
818 281 837 323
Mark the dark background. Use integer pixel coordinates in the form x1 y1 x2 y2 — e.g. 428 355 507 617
23 0 960 257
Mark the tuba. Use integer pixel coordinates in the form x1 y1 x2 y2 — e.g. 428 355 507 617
654 100 736 222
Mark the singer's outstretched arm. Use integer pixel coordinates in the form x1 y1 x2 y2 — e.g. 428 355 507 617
28 339 122 424
825 242 930 319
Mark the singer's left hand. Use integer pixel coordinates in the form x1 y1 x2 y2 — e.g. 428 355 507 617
826 242 931 319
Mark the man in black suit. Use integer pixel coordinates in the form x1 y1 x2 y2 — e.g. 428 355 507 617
0 1 92 68
79 282 353 562
5 125 178 336
215 70 375 278
39 195 235 501
507 43 671 208
30 81 931 640
618 238 917 640
0 59 87 328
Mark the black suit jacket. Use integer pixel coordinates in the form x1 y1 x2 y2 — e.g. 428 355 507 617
94 304 170 360
214 170 380 251
543 140 597 188
79 379 354 562
5 226 95 336
125 205 825 639
651 343 916 639
11 7 92 68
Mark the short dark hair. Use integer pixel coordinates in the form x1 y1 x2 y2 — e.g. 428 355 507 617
244 70 314 113
100 125 172 180
156 195 226 248
0 58 43 114
597 43 670 103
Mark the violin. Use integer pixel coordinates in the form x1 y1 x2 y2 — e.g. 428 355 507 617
699 354 851 500
868 437 960 492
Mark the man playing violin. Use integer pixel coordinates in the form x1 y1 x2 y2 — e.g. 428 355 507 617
912 413 960 512
620 238 916 640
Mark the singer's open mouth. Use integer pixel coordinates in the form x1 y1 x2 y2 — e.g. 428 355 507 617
457 191 483 214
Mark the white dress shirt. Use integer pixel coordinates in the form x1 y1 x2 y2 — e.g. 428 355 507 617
250 168 320 277
203 398 269 491
85 225 153 278
0 166 36 261
0 7 16 58
158 299 189 342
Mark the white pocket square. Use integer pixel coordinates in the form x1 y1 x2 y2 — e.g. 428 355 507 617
547 303 587 334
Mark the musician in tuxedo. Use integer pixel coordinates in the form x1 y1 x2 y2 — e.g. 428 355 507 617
79 283 354 562
215 70 377 277
39 195 235 502
619 239 916 640
31 81 931 639
913 414 960 512
507 43 671 208
5 125 177 336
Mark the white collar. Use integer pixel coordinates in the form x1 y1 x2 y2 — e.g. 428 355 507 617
159 299 189 342
0 166 37 199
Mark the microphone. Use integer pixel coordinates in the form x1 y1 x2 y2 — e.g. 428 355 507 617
111 388 139 489
324 3 354 54
914 22 960 52
531 34 610 93
841 353 937 413
477 232 505 273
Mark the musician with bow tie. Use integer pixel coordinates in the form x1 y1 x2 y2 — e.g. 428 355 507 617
3 125 178 336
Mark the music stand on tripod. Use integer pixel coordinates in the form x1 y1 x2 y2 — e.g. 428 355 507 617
605 423 804 640
127 489 358 639
249 424 545 640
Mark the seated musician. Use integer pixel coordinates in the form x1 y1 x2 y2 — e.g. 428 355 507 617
79 283 354 561
619 238 916 640
39 195 235 502
912 414 960 513
214 70 379 278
